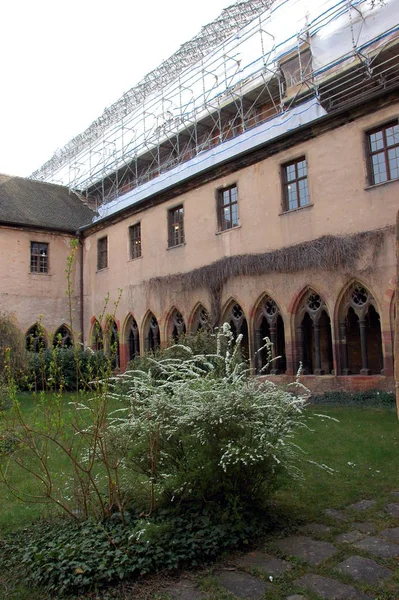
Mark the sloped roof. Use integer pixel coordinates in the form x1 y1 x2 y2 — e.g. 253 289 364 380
0 174 95 232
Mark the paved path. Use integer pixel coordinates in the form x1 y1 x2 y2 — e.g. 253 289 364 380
161 492 399 599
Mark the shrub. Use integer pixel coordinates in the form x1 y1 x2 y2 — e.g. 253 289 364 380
24 347 109 391
310 390 395 407
111 324 309 513
0 312 27 384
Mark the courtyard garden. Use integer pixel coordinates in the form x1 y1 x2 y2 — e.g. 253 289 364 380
0 319 398 599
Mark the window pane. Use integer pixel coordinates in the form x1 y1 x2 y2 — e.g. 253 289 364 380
386 125 399 147
298 178 310 206
287 184 298 210
297 160 307 178
285 164 296 182
222 206 231 229
370 130 384 152
372 152 388 184
231 204 238 227
388 147 399 180
222 190 231 206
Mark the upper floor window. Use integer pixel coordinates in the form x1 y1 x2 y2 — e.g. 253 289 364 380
129 223 141 259
97 236 108 270
217 185 238 231
367 122 399 185
168 205 185 247
30 242 48 273
282 157 310 211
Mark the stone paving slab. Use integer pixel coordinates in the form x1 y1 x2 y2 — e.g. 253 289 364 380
274 536 337 566
235 551 292 576
385 503 399 518
215 570 272 599
324 508 349 522
295 573 371 599
347 499 376 512
378 527 399 543
336 555 392 585
336 531 366 544
353 535 399 558
351 522 377 534
299 523 331 536
163 579 206 599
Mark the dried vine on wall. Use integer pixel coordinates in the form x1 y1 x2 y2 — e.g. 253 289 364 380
149 227 390 325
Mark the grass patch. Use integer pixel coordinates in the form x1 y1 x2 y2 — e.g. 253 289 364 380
275 405 399 520
0 398 398 599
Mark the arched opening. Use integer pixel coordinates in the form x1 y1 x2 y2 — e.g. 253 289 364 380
191 305 209 334
222 301 249 359
339 283 383 375
91 320 103 352
26 324 47 353
254 296 286 374
168 309 186 343
53 325 73 348
144 313 160 352
296 289 333 375
127 316 140 362
107 319 120 369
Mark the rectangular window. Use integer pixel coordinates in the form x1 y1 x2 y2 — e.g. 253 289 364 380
217 185 238 231
367 121 399 185
129 223 141 259
168 205 185 247
97 236 108 270
282 157 310 211
30 242 49 273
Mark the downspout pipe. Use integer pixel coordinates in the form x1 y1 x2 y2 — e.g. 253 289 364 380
78 231 84 346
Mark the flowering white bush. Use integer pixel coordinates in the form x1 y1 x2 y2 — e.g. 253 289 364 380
110 325 310 512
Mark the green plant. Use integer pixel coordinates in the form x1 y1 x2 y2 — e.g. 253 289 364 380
0 311 27 384
111 324 312 514
0 504 268 594
24 347 108 391
310 390 395 407
0 241 127 523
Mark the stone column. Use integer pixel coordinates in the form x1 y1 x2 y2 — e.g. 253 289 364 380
359 319 371 375
254 328 262 373
339 320 350 375
297 324 305 373
269 325 279 374
313 323 324 375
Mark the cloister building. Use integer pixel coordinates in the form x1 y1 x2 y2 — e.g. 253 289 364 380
1 0 398 394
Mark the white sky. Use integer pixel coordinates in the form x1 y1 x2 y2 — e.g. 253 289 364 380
0 0 232 178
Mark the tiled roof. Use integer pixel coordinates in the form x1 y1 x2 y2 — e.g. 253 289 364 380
0 174 95 232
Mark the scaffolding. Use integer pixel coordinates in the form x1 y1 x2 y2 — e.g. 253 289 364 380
31 0 399 208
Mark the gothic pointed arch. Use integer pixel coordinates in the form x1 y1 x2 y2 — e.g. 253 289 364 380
25 323 47 352
90 319 103 351
124 313 140 362
338 281 383 375
190 304 210 334
53 324 73 348
105 318 120 369
221 299 249 358
167 307 187 342
143 312 160 352
295 288 333 374
254 294 286 374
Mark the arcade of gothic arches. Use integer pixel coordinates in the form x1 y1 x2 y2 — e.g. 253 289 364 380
76 281 390 375
24 281 388 375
